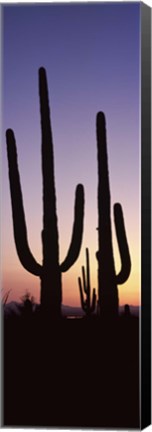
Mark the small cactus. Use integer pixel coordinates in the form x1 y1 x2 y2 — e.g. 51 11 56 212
78 248 96 316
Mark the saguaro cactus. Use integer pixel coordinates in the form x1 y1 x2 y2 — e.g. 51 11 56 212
96 112 131 319
6 68 84 319
78 248 96 316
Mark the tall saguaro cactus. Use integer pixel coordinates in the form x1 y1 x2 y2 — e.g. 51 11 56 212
6 67 84 319
96 112 131 319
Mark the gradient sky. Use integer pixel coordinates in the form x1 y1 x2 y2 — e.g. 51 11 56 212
2 3 140 307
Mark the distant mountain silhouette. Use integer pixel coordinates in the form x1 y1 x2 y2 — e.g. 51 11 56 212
4 301 139 318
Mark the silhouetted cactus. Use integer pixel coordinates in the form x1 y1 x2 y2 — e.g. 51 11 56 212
96 112 131 318
6 67 84 319
78 248 96 316
124 304 131 317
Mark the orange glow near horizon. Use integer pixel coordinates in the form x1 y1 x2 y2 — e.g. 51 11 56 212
2 267 141 307
2 237 141 307
2 175 141 308
2 185 141 308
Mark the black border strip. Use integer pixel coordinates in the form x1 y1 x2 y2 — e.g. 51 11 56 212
141 2 151 429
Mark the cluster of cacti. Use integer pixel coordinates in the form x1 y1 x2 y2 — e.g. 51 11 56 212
6 67 132 321
96 112 131 318
6 68 84 319
78 248 96 316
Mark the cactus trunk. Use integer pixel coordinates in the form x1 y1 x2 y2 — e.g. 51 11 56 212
97 112 118 318
96 112 131 319
39 68 61 317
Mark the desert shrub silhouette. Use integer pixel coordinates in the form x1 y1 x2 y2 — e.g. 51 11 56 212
96 112 131 319
21 291 34 317
6 68 85 319
78 247 96 316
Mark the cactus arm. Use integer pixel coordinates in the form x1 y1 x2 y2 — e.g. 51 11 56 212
114 203 131 285
86 248 90 308
60 184 84 272
82 266 87 294
78 276 86 311
90 288 96 313
6 129 42 276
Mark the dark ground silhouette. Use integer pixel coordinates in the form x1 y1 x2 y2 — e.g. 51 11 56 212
3 311 139 428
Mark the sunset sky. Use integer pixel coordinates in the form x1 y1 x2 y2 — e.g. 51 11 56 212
2 3 140 307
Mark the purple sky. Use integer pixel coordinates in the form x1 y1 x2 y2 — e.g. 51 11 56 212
2 3 140 306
